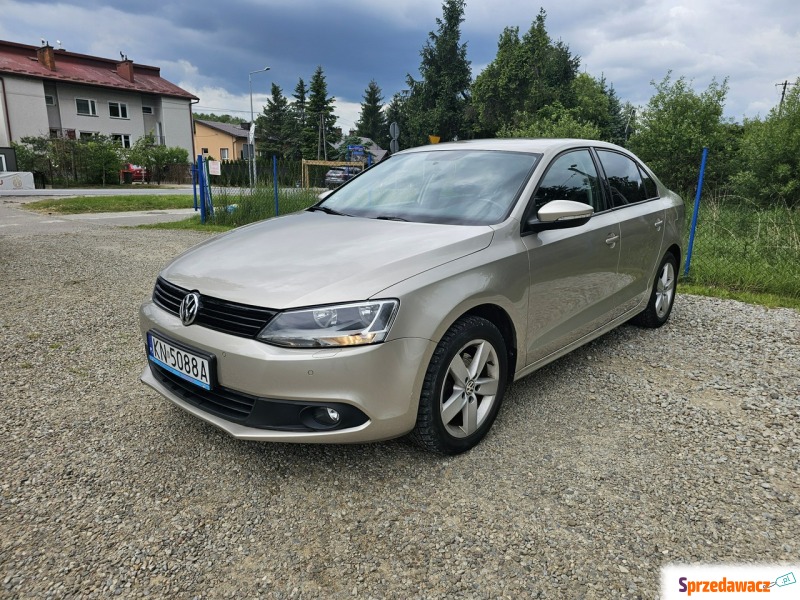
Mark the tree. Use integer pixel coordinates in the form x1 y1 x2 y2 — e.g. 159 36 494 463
499 102 601 139
471 9 579 136
569 73 627 143
302 66 339 159
628 73 731 194
355 80 387 147
193 112 242 124
403 0 472 146
276 78 309 160
256 83 293 158
84 135 122 185
127 134 189 184
732 78 800 206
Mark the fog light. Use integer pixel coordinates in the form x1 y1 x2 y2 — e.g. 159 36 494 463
313 406 340 426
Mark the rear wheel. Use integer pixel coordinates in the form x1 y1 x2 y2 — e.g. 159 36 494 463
631 253 678 328
411 316 508 454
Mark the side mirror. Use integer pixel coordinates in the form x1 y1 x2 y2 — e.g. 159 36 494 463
318 189 334 201
527 200 593 232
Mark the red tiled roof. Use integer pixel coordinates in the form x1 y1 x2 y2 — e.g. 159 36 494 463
0 40 198 100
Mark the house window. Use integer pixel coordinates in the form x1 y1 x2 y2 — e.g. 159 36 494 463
112 134 132 148
201 147 209 154
45 95 55 106
220 148 229 160
142 106 153 115
109 102 129 119
76 98 97 116
79 131 97 140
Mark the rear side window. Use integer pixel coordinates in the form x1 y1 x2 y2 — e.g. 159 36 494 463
533 149 604 213
639 166 658 199
596 150 648 207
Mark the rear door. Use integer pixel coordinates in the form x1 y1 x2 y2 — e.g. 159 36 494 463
595 150 666 313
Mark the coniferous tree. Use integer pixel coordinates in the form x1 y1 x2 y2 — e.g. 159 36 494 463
471 9 579 136
403 0 472 146
355 80 388 147
255 83 293 158
282 78 308 159
303 66 339 159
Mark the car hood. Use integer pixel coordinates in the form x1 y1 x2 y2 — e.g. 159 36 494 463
161 211 494 308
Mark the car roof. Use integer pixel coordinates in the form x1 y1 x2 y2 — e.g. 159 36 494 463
395 138 627 155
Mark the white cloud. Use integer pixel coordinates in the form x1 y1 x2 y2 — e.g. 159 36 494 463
2 0 799 121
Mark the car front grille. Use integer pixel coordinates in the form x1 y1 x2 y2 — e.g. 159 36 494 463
153 277 277 338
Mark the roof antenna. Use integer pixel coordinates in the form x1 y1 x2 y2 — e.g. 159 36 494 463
40 38 48 46
56 40 62 50
120 51 128 61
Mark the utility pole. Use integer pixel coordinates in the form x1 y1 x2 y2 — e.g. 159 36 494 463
317 112 328 161
248 66 270 191
776 80 796 115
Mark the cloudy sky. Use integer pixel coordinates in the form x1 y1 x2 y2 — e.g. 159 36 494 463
2 0 798 132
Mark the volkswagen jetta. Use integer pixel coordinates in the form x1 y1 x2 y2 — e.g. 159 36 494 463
139 139 684 454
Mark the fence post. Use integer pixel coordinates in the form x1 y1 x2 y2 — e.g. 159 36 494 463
273 155 279 217
683 147 709 277
191 157 198 211
198 155 207 224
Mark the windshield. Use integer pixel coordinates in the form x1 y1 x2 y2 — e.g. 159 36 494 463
318 149 540 225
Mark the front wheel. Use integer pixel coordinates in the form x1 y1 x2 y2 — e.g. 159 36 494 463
631 253 678 328
411 316 508 455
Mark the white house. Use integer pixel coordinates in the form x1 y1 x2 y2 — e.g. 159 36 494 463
0 40 197 156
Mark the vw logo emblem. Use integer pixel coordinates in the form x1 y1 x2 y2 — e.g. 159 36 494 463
179 292 200 326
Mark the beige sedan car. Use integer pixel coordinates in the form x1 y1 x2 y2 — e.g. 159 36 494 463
140 139 684 454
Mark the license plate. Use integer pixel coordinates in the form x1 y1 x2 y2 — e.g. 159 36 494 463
147 332 212 390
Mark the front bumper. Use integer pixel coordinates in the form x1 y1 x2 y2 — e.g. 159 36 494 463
139 300 434 443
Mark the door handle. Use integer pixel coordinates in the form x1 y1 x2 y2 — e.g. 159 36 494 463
654 219 664 230
605 233 619 248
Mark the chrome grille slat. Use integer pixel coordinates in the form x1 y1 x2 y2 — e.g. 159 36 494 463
152 277 276 339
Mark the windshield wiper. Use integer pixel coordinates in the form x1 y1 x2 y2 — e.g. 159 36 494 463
307 205 351 217
375 215 409 222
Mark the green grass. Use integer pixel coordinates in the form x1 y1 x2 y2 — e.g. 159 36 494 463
682 197 800 301
204 186 321 227
26 195 194 214
136 186 321 231
680 283 800 310
136 215 233 232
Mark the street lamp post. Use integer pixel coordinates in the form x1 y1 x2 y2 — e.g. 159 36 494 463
249 66 270 191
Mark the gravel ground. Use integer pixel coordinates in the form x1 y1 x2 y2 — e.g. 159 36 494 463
1 226 798 599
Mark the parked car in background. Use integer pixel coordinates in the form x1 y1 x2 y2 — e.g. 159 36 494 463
120 163 150 184
324 165 362 189
139 139 684 454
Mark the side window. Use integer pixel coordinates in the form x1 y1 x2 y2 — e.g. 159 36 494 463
639 166 658 199
532 150 604 214
596 150 647 207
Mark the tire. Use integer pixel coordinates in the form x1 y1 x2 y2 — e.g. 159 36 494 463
631 252 678 328
411 316 508 455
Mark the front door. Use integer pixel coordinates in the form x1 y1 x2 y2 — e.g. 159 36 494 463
522 149 625 365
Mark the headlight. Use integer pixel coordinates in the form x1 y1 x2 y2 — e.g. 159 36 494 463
257 300 399 348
